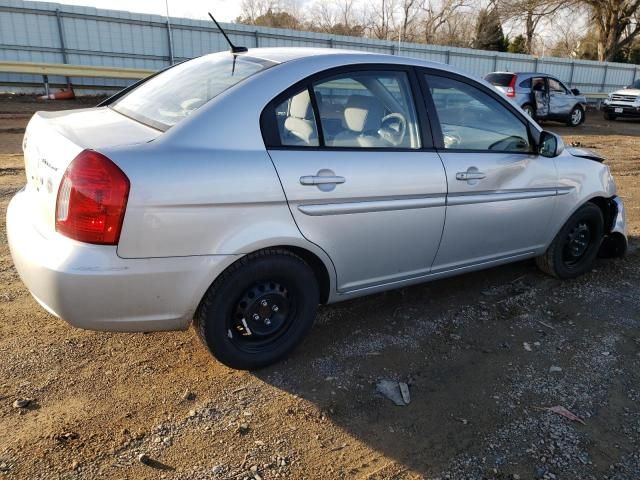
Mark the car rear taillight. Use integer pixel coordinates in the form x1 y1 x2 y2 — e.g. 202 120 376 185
506 75 517 97
55 150 129 245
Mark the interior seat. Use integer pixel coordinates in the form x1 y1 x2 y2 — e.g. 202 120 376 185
332 95 386 147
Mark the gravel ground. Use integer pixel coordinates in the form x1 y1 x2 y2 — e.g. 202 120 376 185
0 96 639 480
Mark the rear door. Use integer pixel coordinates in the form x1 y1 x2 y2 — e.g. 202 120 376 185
532 77 550 117
263 66 447 292
420 71 558 272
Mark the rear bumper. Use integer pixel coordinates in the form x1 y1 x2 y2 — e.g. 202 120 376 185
603 104 640 117
6 189 237 332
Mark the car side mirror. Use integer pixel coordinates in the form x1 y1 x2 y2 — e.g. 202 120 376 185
571 88 580 96
539 131 564 158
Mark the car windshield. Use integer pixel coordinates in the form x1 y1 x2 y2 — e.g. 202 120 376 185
112 53 275 131
628 80 640 89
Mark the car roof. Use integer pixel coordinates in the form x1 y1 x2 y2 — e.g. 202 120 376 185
232 47 455 72
487 72 555 78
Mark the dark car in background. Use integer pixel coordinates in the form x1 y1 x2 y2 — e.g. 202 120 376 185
485 72 587 127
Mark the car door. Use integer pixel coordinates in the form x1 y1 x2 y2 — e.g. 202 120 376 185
532 77 550 117
548 77 573 117
421 71 558 272
263 67 447 292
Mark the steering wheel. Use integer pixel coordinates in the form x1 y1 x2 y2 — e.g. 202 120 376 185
488 135 529 151
378 113 407 146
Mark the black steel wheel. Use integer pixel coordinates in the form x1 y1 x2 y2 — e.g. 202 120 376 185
195 249 319 370
229 281 295 353
562 222 592 266
536 203 604 279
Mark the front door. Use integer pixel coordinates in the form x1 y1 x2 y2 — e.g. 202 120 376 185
548 77 573 117
422 72 558 272
264 68 447 292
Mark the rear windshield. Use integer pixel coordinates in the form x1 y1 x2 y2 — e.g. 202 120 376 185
112 53 275 131
485 73 515 87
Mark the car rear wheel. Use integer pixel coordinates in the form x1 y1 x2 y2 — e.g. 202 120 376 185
604 112 617 121
522 103 535 118
195 249 319 370
536 203 604 279
567 106 584 126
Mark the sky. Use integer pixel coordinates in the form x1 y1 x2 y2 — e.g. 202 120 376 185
30 0 243 22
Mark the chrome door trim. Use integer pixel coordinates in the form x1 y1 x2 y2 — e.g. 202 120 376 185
447 188 570 206
557 186 574 196
298 196 446 216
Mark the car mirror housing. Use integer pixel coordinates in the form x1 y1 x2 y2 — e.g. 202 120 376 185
539 131 565 158
571 88 581 96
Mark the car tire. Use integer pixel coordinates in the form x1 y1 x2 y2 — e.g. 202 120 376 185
194 249 319 370
536 203 604 279
567 106 585 126
604 112 617 121
522 103 535 118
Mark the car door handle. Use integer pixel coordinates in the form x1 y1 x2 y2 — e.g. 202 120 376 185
300 175 346 186
456 172 486 181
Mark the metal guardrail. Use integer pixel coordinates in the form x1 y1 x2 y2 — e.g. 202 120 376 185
0 60 153 96
0 61 153 79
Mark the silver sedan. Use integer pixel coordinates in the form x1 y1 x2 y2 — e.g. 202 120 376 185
7 48 627 369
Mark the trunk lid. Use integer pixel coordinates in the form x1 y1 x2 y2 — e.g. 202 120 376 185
22 107 160 237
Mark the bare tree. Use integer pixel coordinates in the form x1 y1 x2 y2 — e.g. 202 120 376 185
369 0 398 40
237 0 305 25
578 0 640 61
420 0 475 44
309 0 365 36
497 0 568 54
398 0 422 42
237 0 272 23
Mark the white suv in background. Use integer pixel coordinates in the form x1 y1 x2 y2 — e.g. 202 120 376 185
603 80 640 120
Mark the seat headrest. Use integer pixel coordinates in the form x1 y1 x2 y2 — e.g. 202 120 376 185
289 91 314 119
343 95 384 133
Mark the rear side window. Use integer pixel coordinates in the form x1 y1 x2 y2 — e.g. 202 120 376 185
519 78 531 88
485 73 515 87
264 69 422 149
112 53 274 131
312 71 421 149
275 89 319 147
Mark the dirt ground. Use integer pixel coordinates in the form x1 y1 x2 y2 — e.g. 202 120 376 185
0 95 639 480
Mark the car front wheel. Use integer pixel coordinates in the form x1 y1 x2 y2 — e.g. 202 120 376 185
536 203 604 279
195 249 319 370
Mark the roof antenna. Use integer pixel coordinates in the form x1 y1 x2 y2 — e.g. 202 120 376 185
208 12 248 54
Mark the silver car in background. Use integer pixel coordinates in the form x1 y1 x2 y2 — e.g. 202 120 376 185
485 72 588 126
602 79 640 120
7 48 627 369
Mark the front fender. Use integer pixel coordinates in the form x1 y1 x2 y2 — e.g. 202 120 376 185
546 154 616 246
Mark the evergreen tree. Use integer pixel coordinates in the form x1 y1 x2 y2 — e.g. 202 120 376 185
508 34 528 54
473 8 508 52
